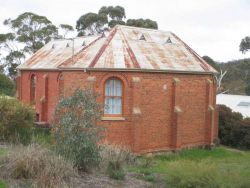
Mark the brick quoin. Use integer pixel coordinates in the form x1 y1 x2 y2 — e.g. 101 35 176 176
17 70 218 154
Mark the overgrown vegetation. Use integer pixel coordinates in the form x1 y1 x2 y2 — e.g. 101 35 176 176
52 89 104 171
130 147 250 187
100 143 135 180
0 144 77 188
0 97 34 145
0 73 15 96
218 104 250 149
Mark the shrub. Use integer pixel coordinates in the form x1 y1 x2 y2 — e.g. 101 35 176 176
100 143 135 179
100 143 135 168
0 73 15 96
52 89 104 171
0 144 77 188
218 105 250 149
0 97 34 145
107 161 125 180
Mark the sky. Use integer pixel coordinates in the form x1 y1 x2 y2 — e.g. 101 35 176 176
0 0 249 62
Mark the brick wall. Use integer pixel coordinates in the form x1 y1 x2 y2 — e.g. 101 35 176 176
18 70 218 153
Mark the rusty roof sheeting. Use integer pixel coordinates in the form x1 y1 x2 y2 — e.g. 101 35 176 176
18 25 217 73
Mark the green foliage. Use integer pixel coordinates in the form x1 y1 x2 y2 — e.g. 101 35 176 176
4 12 58 53
32 127 52 145
130 147 250 187
126 19 158 29
218 105 250 149
59 24 74 38
240 36 250 54
0 73 15 96
245 84 250 95
0 97 35 145
1 12 58 78
76 12 107 36
107 161 125 180
202 55 219 70
0 181 6 188
99 6 126 21
76 5 158 36
219 58 250 95
52 89 104 171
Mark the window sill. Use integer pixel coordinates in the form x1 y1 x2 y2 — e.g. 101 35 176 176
101 117 125 121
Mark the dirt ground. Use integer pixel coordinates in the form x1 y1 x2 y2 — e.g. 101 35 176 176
72 172 152 188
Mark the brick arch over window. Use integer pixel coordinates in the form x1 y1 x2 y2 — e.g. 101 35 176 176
104 77 123 115
30 74 36 104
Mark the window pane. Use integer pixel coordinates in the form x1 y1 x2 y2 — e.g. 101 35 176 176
104 98 122 114
104 78 122 114
105 79 122 97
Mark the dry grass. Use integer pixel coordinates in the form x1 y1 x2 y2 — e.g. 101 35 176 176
99 142 136 169
0 144 77 188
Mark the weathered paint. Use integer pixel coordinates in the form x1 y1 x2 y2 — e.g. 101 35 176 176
18 25 217 73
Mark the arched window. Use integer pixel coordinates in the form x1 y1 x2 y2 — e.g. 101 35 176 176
30 74 36 104
104 78 122 115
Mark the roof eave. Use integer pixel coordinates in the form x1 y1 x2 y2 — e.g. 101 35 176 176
18 67 217 75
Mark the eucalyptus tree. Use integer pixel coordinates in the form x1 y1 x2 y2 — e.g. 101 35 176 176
59 24 74 38
240 36 250 54
76 5 158 36
0 12 58 78
126 18 158 29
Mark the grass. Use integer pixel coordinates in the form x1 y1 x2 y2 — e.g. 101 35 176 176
0 148 7 157
0 181 7 188
32 127 52 145
129 146 250 187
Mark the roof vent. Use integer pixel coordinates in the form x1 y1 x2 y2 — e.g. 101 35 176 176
139 34 146 41
66 43 70 47
165 37 172 44
52 44 55 49
82 41 86 46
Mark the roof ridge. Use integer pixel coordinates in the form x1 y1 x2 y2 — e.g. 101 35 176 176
58 36 103 68
116 24 172 34
88 27 117 68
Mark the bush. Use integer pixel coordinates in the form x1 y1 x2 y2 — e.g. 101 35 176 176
0 144 77 188
218 105 250 149
0 73 15 96
107 161 125 180
52 89 104 171
100 143 135 179
0 97 34 145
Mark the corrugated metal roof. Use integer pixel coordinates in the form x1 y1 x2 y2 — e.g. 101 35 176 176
17 25 217 73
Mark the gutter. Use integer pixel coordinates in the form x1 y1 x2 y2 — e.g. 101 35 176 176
17 67 217 75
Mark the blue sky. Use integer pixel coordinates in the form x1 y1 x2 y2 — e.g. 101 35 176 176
0 0 249 62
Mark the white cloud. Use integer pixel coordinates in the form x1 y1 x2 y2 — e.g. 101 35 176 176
0 0 249 62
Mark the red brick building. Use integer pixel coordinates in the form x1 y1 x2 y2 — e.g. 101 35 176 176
17 25 218 153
